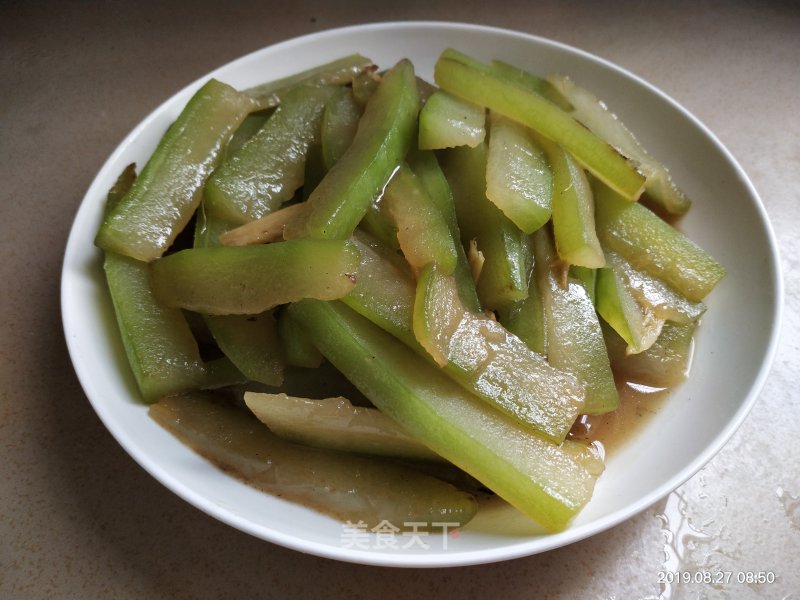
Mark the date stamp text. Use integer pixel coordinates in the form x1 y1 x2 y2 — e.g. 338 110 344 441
657 570 776 585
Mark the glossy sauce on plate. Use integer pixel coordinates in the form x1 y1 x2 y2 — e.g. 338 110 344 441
570 380 671 456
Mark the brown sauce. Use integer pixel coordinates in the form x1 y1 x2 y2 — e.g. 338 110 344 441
568 320 697 457
568 379 672 456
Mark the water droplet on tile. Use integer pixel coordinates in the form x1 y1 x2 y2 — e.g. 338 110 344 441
656 490 717 600
775 486 800 529
660 490 712 561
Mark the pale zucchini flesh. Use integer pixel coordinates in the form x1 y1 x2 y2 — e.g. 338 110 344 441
485 113 552 234
151 392 477 528
534 229 619 415
594 181 725 302
596 266 665 355
547 73 691 215
204 85 336 224
441 143 532 310
418 90 486 149
246 54 373 109
288 299 599 532
413 263 586 442
96 79 258 261
434 50 645 201
244 392 442 462
149 240 360 315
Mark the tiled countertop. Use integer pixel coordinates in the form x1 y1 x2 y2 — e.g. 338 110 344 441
2 1 798 598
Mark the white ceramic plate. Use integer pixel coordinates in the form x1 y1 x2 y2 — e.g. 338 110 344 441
61 22 782 567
